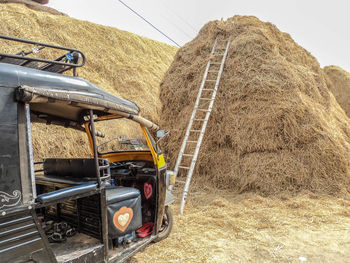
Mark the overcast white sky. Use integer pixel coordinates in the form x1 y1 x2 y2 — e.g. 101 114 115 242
48 0 350 71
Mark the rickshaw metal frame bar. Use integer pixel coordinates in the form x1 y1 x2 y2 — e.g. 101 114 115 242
26 104 37 200
0 34 86 71
18 102 37 204
89 110 102 187
31 210 59 263
89 109 109 261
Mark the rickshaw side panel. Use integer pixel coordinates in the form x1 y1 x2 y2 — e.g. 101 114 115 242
0 87 54 262
0 87 22 209
0 210 56 263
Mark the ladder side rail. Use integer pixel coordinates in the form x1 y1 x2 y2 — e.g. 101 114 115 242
171 37 218 188
179 39 231 214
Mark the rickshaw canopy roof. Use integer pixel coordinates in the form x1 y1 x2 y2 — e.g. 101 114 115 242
0 63 140 120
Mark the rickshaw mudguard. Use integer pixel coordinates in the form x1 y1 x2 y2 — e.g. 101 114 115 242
156 166 167 231
165 189 175 206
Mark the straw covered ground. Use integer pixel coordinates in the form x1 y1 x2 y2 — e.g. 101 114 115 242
3 5 350 262
130 187 350 263
0 3 177 160
160 16 350 197
324 65 350 117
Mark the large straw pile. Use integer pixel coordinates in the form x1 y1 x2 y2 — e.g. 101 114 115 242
0 4 177 159
0 0 63 15
160 16 350 196
324 65 350 117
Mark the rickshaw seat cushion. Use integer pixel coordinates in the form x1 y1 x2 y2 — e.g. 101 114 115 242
43 158 110 179
106 187 142 238
36 183 98 204
106 186 140 204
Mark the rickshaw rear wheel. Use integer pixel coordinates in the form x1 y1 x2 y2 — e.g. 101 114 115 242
153 206 173 242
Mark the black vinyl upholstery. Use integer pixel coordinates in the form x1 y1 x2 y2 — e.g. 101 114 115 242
106 186 140 204
106 187 142 238
36 183 98 204
43 158 110 180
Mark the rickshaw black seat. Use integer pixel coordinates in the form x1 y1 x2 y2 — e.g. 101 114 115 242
43 158 110 179
36 183 98 204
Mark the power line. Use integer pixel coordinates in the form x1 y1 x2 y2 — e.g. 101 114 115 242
158 12 193 40
160 2 198 33
118 0 181 47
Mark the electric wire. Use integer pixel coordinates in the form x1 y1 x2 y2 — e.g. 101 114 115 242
160 2 198 33
158 12 193 40
118 0 181 47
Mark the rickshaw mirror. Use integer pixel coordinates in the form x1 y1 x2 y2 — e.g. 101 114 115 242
156 129 166 138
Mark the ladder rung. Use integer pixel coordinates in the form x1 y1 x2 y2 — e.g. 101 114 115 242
197 109 210 112
187 140 197 143
190 130 201 132
194 119 205 121
202 88 214 91
179 166 190 169
183 153 194 157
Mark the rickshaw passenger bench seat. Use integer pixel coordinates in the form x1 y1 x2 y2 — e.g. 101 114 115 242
36 158 142 235
35 158 109 204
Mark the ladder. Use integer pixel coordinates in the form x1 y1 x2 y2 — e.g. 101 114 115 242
173 36 231 214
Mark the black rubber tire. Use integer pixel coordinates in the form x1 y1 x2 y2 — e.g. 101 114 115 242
153 206 173 243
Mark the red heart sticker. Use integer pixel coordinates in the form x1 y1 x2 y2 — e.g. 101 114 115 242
144 183 152 199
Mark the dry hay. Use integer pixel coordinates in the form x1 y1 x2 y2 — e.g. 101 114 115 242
160 16 350 196
0 0 63 15
0 4 177 160
130 188 350 263
324 65 350 117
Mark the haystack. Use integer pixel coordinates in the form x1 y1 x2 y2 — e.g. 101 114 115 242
160 16 350 196
1 4 177 159
0 0 63 15
324 65 350 117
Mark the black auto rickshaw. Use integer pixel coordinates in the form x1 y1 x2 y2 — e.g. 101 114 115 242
0 35 174 263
